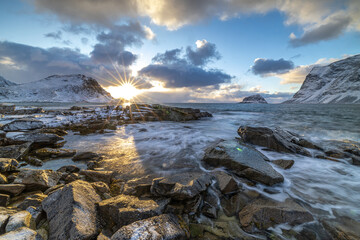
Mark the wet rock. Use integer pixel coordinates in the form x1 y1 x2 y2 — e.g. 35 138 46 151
0 194 9 207
79 170 114 184
238 126 315 156
18 193 47 210
221 190 260 217
239 198 314 233
0 158 18 172
271 159 295 169
0 227 42 240
109 180 125 196
6 132 63 148
322 216 360 240
0 184 25 196
110 214 189 240
122 176 154 197
151 105 212 122
57 165 80 173
0 143 31 160
72 152 102 161
70 106 82 111
325 149 346 159
203 140 284 186
0 104 15 114
2 119 44 132
150 172 213 200
91 182 110 199
42 180 102 240
5 210 35 232
33 148 76 159
14 169 62 191
24 156 43 167
352 155 360 166
34 128 68 137
97 194 169 229
201 188 219 219
213 171 239 194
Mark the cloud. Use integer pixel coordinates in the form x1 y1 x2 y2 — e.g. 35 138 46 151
90 22 154 66
81 37 88 45
251 58 295 76
186 39 221 66
44 31 62 40
289 13 351 47
139 41 231 88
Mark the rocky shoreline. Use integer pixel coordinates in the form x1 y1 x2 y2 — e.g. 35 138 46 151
0 103 359 239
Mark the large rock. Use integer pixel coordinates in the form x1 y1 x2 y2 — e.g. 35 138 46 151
79 170 114 184
239 198 314 233
5 210 35 232
13 169 62 191
98 194 169 229
6 132 63 148
110 214 189 240
0 227 42 240
150 172 213 200
203 140 283 186
2 119 44 132
0 158 18 172
42 180 102 240
322 216 360 240
0 184 25 196
33 148 76 159
0 143 31 160
0 207 19 233
238 126 319 156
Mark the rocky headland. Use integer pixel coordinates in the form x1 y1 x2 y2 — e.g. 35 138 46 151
0 103 359 239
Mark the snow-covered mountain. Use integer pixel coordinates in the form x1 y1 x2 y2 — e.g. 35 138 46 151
0 74 113 102
240 94 267 104
285 54 360 104
0 76 17 87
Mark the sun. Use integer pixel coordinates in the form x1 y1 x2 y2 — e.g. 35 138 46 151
106 83 140 100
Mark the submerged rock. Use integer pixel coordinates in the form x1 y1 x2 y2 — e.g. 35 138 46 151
98 194 169 229
24 156 43 167
2 119 44 132
239 198 314 233
42 180 102 240
150 172 213 200
33 148 76 159
271 159 295 169
238 126 320 156
203 140 283 186
13 169 62 191
72 152 102 161
110 214 189 240
322 216 360 240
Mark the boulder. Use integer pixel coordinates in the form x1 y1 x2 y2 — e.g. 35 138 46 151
33 148 76 159
0 227 42 240
0 158 18 173
18 193 47 210
0 207 19 234
72 152 102 161
97 194 169 229
150 172 213 200
203 140 283 186
2 119 44 132
271 159 295 169
0 143 31 160
26 206 45 225
239 198 314 233
110 214 189 240
213 171 239 194
6 132 63 148
42 180 102 240
13 169 62 191
238 126 316 156
57 165 80 173
79 170 113 184
0 184 25 196
221 190 260 217
5 210 35 232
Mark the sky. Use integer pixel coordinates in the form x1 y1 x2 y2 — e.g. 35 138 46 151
0 0 359 103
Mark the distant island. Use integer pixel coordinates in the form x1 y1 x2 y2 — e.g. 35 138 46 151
239 94 267 104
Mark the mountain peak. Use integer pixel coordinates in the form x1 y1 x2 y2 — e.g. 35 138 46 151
0 75 17 87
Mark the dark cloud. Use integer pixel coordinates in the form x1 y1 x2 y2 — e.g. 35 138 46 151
90 22 153 66
44 31 62 40
81 37 89 45
251 58 295 76
290 15 351 47
186 40 220 66
62 24 93 35
139 43 231 88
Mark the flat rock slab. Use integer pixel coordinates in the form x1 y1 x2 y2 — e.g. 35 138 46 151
14 169 62 191
110 214 189 240
2 119 44 132
0 143 31 160
0 227 42 240
0 184 25 196
42 180 102 240
150 172 213 200
239 198 314 233
33 148 76 159
98 194 169 229
203 140 283 186
6 132 63 146
0 158 18 173
238 126 315 156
